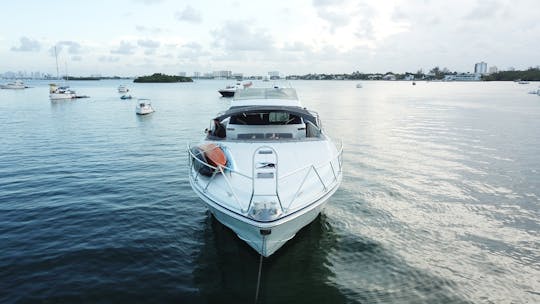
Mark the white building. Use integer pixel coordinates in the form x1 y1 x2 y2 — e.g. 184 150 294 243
232 73 243 80
488 66 498 74
213 70 232 79
404 74 415 81
474 62 487 74
382 73 396 81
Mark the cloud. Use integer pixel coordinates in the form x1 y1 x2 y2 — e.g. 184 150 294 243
211 21 274 52
313 0 345 6
463 0 503 20
354 19 374 40
316 8 351 32
11 37 41 52
392 6 408 21
281 41 311 52
111 41 136 55
55 41 83 54
135 25 164 33
175 6 202 23
177 42 210 60
182 42 203 51
313 0 351 32
131 0 165 5
99 56 120 62
137 39 160 48
71 56 83 61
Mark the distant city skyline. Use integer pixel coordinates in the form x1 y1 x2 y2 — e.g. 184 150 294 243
1 0 539 76
0 61 523 80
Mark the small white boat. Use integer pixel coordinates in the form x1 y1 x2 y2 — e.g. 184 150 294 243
118 85 129 93
136 99 154 115
49 84 77 100
518 80 529 84
218 82 250 97
189 86 343 257
528 88 540 95
218 84 239 97
1 80 26 89
356 83 362 88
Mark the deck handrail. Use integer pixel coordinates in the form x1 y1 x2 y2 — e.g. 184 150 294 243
188 141 343 215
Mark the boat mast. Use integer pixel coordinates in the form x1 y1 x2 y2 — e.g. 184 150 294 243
65 59 69 82
54 46 60 81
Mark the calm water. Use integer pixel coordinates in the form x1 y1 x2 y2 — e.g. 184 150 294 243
1 80 539 303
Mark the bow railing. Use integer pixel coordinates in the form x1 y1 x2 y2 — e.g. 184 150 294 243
188 141 343 217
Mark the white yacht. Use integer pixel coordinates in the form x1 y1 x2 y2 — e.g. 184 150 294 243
528 87 540 95
118 85 129 93
135 99 154 115
1 80 26 89
189 87 343 257
218 81 252 97
49 84 77 100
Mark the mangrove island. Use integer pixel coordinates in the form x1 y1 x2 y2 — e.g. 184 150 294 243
133 73 193 83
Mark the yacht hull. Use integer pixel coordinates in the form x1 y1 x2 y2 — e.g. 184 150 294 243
190 175 340 257
49 93 76 100
218 90 235 97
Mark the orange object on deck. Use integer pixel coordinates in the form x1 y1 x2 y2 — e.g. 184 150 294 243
200 143 227 168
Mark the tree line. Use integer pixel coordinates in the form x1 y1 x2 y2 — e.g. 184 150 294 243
482 68 540 81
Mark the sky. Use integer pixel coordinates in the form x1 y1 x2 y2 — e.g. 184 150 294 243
1 0 539 76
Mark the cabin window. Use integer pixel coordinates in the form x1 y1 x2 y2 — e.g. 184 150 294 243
269 112 289 124
229 112 302 126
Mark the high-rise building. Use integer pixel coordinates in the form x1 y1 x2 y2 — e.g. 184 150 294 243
268 71 280 80
213 70 232 79
474 62 487 74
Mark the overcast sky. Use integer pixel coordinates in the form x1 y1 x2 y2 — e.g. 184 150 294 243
1 0 539 76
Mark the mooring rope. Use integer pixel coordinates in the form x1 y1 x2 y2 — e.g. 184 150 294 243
254 235 265 303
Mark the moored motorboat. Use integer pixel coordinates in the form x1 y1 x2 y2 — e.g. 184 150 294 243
528 87 540 95
118 85 129 93
1 80 27 89
189 86 343 257
218 83 241 97
120 94 132 100
49 84 77 100
135 99 154 115
218 81 252 97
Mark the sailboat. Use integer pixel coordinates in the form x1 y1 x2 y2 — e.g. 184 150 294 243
49 46 77 100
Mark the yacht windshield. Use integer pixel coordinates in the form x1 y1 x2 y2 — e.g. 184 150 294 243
234 88 298 100
229 111 302 125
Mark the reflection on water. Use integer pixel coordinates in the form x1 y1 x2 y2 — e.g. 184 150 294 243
194 213 347 304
